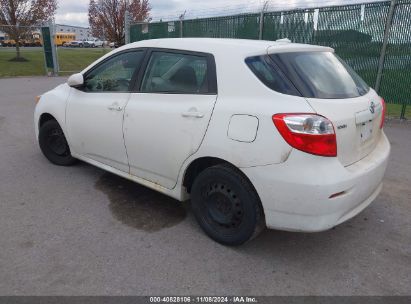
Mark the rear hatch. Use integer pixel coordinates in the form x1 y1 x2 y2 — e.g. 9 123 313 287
268 49 384 166
306 93 383 166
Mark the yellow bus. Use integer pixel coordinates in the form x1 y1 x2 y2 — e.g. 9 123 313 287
55 33 76 46
2 32 40 47
1 32 76 47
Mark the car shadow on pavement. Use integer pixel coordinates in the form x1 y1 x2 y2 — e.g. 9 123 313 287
94 172 188 233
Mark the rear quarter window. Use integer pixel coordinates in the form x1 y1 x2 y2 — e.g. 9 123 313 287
245 56 301 96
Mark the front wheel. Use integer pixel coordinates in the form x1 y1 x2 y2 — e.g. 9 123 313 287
191 164 265 246
38 120 77 166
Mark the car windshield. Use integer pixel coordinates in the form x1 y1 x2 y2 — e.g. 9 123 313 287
269 52 370 99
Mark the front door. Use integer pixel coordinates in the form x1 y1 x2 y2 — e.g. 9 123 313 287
66 50 146 172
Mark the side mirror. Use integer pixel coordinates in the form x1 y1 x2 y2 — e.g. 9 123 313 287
67 73 84 88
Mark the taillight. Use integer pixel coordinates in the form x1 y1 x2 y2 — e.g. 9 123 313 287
273 114 337 157
380 98 386 129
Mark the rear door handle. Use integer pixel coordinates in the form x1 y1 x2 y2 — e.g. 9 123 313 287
181 111 205 118
108 103 123 111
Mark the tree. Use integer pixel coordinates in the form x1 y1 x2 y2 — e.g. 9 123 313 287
89 0 150 46
0 0 57 61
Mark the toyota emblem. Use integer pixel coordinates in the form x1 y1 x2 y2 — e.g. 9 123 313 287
370 101 375 114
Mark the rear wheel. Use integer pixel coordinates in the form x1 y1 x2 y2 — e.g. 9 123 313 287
39 120 76 166
191 164 265 246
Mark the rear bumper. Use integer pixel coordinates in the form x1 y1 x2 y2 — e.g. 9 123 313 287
241 132 390 232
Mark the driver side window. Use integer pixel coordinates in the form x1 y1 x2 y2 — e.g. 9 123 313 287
83 51 145 92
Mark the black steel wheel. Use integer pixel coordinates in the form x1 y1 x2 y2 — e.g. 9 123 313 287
38 120 76 166
191 164 265 246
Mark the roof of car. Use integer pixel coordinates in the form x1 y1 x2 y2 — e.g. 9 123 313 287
82 38 333 74
125 38 334 57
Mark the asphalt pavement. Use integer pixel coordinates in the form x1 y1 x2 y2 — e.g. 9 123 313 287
0 77 410 295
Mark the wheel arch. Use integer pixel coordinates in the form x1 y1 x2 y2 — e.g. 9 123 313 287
182 156 262 203
39 112 56 129
34 83 71 139
35 105 67 142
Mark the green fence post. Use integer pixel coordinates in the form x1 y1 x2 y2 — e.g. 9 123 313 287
259 2 269 40
179 11 186 38
41 25 55 76
180 19 183 38
125 11 131 44
49 21 59 76
400 104 407 120
375 0 397 93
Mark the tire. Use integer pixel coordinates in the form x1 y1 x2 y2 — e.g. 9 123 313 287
38 120 77 166
191 164 265 246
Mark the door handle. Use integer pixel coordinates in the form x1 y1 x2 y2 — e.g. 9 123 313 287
181 111 205 118
108 104 123 111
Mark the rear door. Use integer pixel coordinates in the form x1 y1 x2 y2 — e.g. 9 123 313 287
269 51 384 166
123 49 218 189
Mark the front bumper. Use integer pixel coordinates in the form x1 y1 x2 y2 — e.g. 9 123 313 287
241 132 390 232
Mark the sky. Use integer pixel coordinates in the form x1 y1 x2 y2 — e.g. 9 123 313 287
55 0 384 28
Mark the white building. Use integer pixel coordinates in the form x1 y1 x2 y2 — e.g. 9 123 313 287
55 24 92 41
0 24 95 44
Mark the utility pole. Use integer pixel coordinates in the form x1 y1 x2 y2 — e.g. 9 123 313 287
259 1 269 40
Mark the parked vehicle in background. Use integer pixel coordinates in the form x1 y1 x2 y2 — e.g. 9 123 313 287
29 32 42 47
1 32 42 47
34 38 390 246
68 40 84 48
1 38 16 47
55 33 76 47
109 42 119 48
84 38 104 48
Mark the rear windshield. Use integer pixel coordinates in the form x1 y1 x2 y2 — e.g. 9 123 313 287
269 52 370 99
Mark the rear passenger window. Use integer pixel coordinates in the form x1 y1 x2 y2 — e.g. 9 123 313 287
246 56 301 96
141 51 210 94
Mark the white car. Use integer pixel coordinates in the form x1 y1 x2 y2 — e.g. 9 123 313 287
68 40 84 48
109 41 119 48
34 38 390 245
84 38 104 48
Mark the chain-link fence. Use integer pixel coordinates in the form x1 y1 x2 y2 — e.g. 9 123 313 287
378 0 411 118
130 0 411 118
0 25 51 77
1 23 112 77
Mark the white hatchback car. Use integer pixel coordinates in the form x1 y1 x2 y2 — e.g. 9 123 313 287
35 38 390 245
